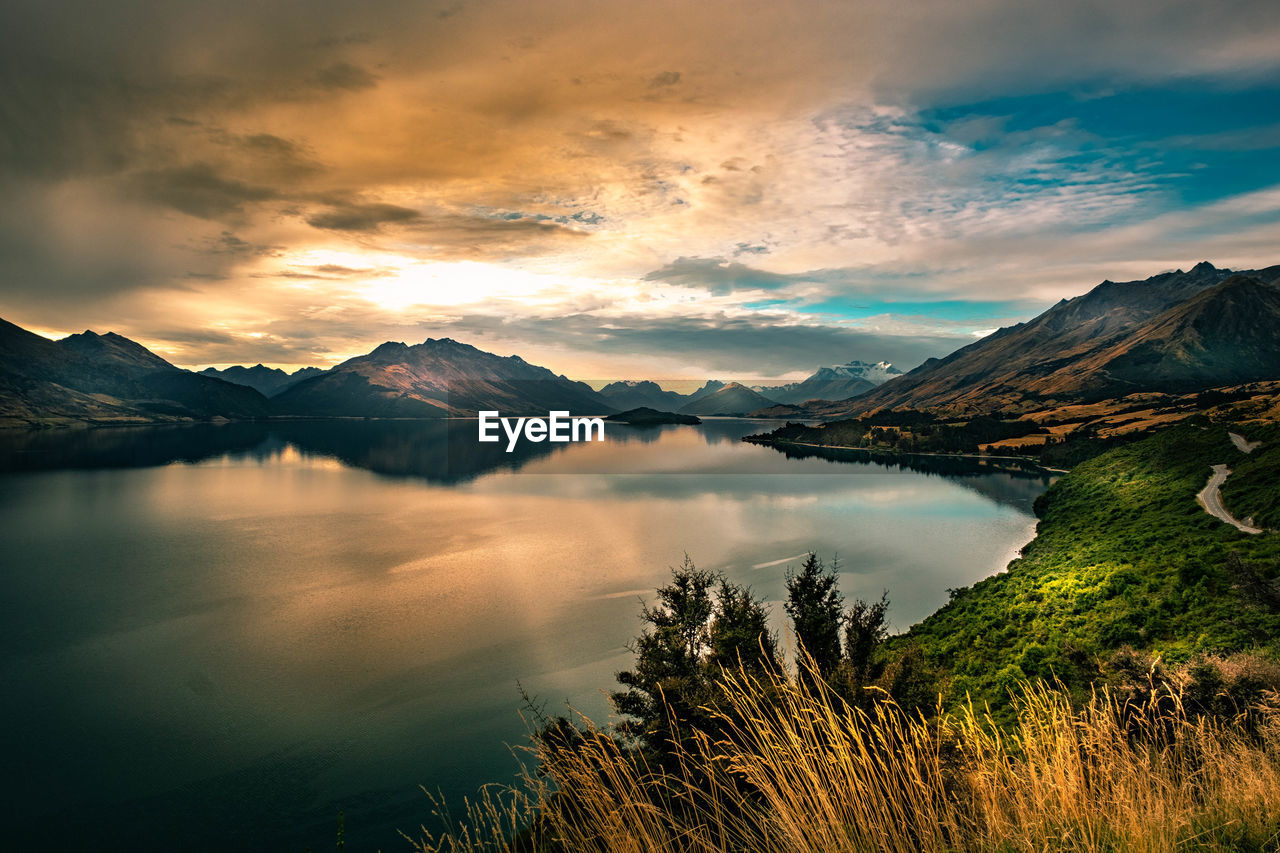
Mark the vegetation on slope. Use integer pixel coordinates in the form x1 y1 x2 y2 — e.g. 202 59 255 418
1220 421 1280 530
744 411 1045 455
904 421 1280 709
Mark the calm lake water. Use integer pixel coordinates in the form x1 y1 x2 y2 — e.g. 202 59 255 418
0 419 1053 851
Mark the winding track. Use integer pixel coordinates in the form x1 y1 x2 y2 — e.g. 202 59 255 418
1195 432 1264 535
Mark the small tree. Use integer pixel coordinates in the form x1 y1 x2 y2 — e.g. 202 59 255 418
710 579 778 672
784 552 844 679
612 556 778 756
840 591 890 699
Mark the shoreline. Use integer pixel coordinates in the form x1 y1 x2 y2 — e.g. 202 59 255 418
744 436 1070 474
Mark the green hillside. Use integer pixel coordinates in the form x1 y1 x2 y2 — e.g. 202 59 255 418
903 421 1280 707
1221 422 1280 530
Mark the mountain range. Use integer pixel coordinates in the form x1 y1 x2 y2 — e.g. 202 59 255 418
4 260 1278 427
597 379 690 411
0 314 909 426
752 360 903 405
198 364 324 396
0 319 269 427
271 337 612 417
838 261 1280 417
595 363 903 415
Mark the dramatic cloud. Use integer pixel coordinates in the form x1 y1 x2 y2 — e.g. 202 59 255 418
306 202 421 232
1 0 1278 377
127 163 282 219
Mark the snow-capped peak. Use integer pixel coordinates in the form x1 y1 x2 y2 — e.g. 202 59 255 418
818 360 901 385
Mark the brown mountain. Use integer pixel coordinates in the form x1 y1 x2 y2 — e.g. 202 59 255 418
1083 274 1280 390
271 337 615 417
678 382 778 416
198 364 326 397
0 319 271 426
597 379 689 411
837 262 1280 416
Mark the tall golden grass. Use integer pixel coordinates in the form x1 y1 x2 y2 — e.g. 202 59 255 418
411 662 1280 853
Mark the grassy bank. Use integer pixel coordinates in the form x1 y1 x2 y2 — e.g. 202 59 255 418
903 422 1280 710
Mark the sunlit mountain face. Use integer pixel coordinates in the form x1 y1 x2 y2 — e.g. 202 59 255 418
3 0 1280 381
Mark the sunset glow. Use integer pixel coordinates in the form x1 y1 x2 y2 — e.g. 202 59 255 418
3 0 1280 379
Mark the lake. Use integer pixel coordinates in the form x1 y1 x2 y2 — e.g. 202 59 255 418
0 419 1054 851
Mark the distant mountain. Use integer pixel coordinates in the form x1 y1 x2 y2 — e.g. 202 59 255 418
756 360 902 404
679 382 778 415
840 360 903 385
605 407 702 425
272 337 615 417
597 379 688 411
684 379 726 403
199 364 325 397
839 261 1280 416
0 319 271 426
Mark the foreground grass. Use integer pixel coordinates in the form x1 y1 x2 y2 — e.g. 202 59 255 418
411 665 1280 853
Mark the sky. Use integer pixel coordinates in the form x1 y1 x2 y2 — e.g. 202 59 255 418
2 0 1279 382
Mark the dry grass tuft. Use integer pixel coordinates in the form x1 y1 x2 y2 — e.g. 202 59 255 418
411 662 1280 853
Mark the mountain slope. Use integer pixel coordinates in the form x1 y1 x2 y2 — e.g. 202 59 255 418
679 382 777 415
0 320 271 425
840 262 1278 416
684 380 726 403
756 360 900 405
1085 274 1280 390
59 330 175 375
272 337 615 417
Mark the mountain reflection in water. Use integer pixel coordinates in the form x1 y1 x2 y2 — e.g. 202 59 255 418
0 419 1054 509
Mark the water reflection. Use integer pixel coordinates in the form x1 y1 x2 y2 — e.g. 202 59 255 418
0 422 273 471
756 440 1054 513
0 419 1054 507
0 419 1054 852
0 420 568 483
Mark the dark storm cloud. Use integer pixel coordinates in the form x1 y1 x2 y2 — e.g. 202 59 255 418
0 2 387 188
306 202 422 231
127 163 281 219
149 327 243 346
228 132 323 178
299 204 590 249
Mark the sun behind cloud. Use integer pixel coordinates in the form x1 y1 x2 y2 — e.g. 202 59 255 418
2 0 1280 377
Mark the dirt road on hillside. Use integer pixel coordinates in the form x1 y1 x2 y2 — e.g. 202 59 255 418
1195 432 1264 534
